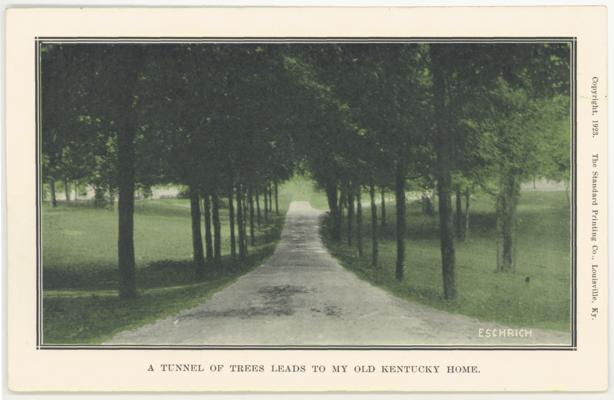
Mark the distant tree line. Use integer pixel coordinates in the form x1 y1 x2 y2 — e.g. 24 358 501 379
41 42 570 299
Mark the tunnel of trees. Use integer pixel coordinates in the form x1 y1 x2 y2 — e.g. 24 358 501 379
41 42 571 300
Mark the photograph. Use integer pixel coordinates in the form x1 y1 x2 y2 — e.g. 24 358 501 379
39 39 574 348
5 5 608 393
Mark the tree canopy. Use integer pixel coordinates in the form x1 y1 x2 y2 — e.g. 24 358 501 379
41 41 571 299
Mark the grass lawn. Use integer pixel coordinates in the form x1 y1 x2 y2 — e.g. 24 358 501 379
43 196 286 344
43 176 570 343
321 190 571 332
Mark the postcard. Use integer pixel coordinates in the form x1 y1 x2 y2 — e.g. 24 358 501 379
5 6 608 392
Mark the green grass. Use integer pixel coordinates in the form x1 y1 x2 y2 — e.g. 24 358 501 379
43 250 280 344
43 177 570 343
43 197 286 344
321 191 571 332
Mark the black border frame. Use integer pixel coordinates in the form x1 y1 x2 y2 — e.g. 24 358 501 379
35 37 577 351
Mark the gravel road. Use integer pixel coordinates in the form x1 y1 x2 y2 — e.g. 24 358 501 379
108 201 570 346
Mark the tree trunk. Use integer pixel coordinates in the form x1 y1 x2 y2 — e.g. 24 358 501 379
228 187 237 259
464 188 470 239
496 175 520 272
256 190 261 227
325 181 341 242
431 48 457 301
454 187 465 241
274 181 279 215
64 178 71 202
117 126 137 299
115 47 144 299
338 186 346 239
369 185 378 268
49 179 57 207
203 191 213 262
74 183 79 200
356 188 363 257
242 188 249 255
248 186 255 246
380 188 386 227
347 184 354 246
395 162 406 281
437 175 457 300
189 185 205 272
268 185 273 213
212 191 221 263
263 185 269 223
236 184 246 260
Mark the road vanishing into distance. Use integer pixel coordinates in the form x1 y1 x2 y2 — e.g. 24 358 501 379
108 201 570 347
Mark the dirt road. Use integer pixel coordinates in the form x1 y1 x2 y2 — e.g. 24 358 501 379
108 201 570 346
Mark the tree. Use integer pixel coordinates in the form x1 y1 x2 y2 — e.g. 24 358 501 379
113 45 146 298
369 185 379 268
428 44 461 300
189 186 205 270
478 81 570 272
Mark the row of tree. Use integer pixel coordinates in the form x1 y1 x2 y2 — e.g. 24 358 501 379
42 44 294 297
292 44 569 299
42 42 570 300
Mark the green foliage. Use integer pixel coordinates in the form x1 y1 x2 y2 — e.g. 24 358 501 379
477 79 570 184
42 42 570 200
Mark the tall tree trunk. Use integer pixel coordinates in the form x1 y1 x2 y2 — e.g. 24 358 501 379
437 175 457 299
248 186 255 246
325 181 341 242
189 185 205 272
496 175 520 272
256 190 261 227
347 184 354 246
242 188 249 256
263 185 269 223
464 188 470 239
63 178 71 202
203 191 213 262
338 186 346 239
236 184 246 260
369 185 378 268
380 188 387 227
274 181 279 215
356 188 363 257
395 162 406 281
454 187 465 241
212 191 221 263
117 136 137 298
431 50 457 300
49 179 57 208
116 46 143 299
268 184 273 213
228 187 237 259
